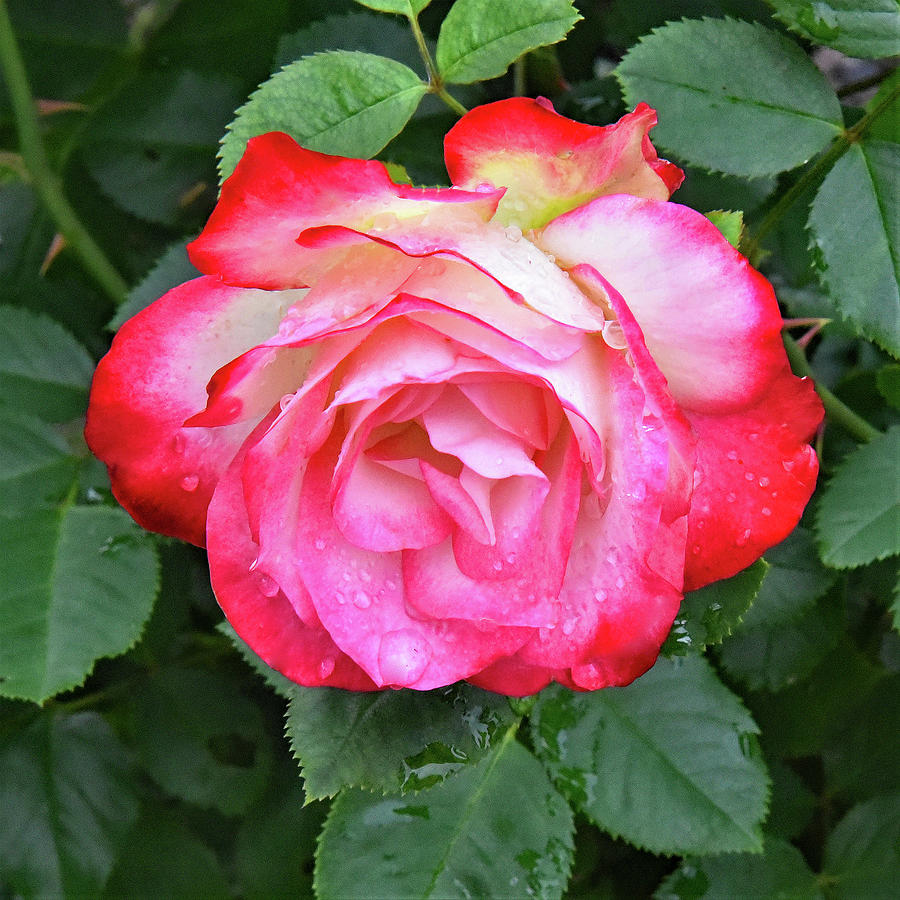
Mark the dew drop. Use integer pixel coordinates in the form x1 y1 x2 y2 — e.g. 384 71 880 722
279 393 294 411
736 529 751 547
758 476 770 487
257 573 279 597
378 629 431 686
744 471 755 481
601 320 628 350
505 552 517 564
385 579 398 591
352 590 371 609
314 538 326 551
492 559 503 572
562 618 576 636
691 544 701 555
761 506 772 517
726 492 737 503
318 656 336 679
248 556 259 573
726 450 738 461
359 569 372 583
593 588 607 602
171 434 186 454
180 473 200 492
504 225 522 242
782 459 795 472
615 575 625 590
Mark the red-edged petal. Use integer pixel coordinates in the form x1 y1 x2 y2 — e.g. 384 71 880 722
540 194 787 413
188 132 503 289
683 369 822 589
85 277 284 545
445 98 682 230
207 435 375 690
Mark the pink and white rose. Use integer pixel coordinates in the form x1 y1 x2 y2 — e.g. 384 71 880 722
85 98 822 695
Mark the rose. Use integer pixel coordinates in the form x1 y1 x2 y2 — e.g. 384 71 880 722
85 98 822 695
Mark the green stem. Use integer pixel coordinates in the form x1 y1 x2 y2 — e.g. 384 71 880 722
743 82 900 259
407 9 468 116
0 0 127 304
783 333 882 443
513 58 526 97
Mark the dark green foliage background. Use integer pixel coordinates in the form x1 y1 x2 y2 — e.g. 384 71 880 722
0 0 897 897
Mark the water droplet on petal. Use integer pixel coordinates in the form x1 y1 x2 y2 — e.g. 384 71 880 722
736 529 751 547
385 579 398 591
761 506 772 516
691 544 702 555
504 225 522 242
180 474 200 492
314 538 326 551
562 618 576 636
745 471 755 481
378 629 431 686
505 552 516 564
171 434 186 454
248 555 259 573
758 476 770 487
257 573 279 597
601 320 628 350
492 560 503 572
279 393 294 411
318 656 336 679
352 590 371 609
726 492 737 503
782 459 795 472
593 588 607 602
726 450 738 461
615 575 625 590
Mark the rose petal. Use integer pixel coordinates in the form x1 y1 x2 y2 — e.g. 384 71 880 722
445 98 682 229
294 435 531 689
188 132 503 289
540 194 787 413
207 434 375 690
683 369 822 589
85 277 284 545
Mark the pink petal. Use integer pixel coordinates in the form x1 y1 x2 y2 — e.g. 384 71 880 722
206 437 375 690
445 98 682 229
188 132 503 289
85 277 283 546
293 435 530 689
683 368 822 589
539 194 788 413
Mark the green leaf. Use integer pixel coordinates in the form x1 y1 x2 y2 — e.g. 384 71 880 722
0 407 82 511
663 559 768 656
0 711 139 898
718 591 843 691
656 836 823 900
353 0 432 15
435 0 581 84
823 793 900 899
109 242 199 331
616 18 843 176
102 806 231 900
0 305 94 422
877 364 900 410
705 209 744 248
219 52 427 180
82 69 243 226
766 760 817 840
531 656 769 855
865 71 899 143
286 682 516 799
315 738 575 899
823 673 900 802
0 505 159 703
808 139 899 355
816 427 900 568
735 527 837 629
765 0 900 59
131 667 273 816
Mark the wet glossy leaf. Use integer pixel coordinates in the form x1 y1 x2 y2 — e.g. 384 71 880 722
532 656 769 855
315 739 574 899
663 559 767 656
353 0 432 16
286 682 516 798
